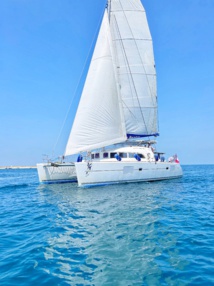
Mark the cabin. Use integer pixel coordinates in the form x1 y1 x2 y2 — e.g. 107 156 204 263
89 146 156 162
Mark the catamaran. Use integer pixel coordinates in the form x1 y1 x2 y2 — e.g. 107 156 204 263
37 0 182 186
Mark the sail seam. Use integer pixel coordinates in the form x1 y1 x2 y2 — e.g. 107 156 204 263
120 7 157 107
119 72 156 75
124 106 157 108
112 15 143 132
92 55 112 61
112 0 145 13
117 1 157 135
106 5 127 141
129 0 144 11
113 2 149 135
113 10 145 12
114 38 152 41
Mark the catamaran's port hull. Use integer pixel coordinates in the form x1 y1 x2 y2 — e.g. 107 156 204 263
75 161 182 187
37 163 77 183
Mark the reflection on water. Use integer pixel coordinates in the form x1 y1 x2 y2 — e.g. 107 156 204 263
39 180 189 285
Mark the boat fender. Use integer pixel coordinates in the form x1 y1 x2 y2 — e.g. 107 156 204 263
154 154 159 161
114 154 121 161
77 154 83 162
134 154 141 161
161 156 165 162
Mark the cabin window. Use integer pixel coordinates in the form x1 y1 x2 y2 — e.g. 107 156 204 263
128 153 135 158
110 152 117 158
137 153 145 159
119 152 127 158
91 154 95 159
95 153 100 159
103 152 108 158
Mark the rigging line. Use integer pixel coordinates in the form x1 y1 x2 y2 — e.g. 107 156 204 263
111 16 137 125
115 23 147 133
121 0 156 101
115 38 152 41
118 0 158 137
120 0 157 110
135 0 159 133
107 11 127 139
113 9 149 135
112 15 143 130
117 0 150 118
129 0 141 11
52 4 107 157
120 97 142 119
107 0 112 22
109 11 128 139
110 13 134 115
92 55 112 61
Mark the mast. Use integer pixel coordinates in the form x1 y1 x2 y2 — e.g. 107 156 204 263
107 0 112 22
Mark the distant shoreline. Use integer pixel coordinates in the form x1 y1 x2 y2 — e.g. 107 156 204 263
0 166 37 170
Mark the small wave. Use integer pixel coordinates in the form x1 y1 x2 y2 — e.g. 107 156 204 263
0 183 29 191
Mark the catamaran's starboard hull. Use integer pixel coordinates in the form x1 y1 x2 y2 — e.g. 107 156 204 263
37 163 77 184
75 161 182 187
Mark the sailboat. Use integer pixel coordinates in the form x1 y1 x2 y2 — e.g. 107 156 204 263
37 0 182 186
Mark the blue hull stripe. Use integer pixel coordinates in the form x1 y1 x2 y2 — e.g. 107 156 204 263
41 179 77 184
127 133 159 138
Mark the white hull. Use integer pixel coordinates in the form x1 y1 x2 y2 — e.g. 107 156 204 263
75 161 182 187
37 163 77 183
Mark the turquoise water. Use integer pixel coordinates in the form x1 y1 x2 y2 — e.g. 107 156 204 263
0 165 214 285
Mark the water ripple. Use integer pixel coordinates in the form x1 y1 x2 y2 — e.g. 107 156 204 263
0 166 214 285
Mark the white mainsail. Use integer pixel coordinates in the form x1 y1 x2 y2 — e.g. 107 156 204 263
65 11 126 156
109 0 158 137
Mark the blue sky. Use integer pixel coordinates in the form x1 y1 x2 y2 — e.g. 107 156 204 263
0 0 214 166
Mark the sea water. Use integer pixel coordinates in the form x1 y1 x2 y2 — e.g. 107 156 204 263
0 165 214 285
